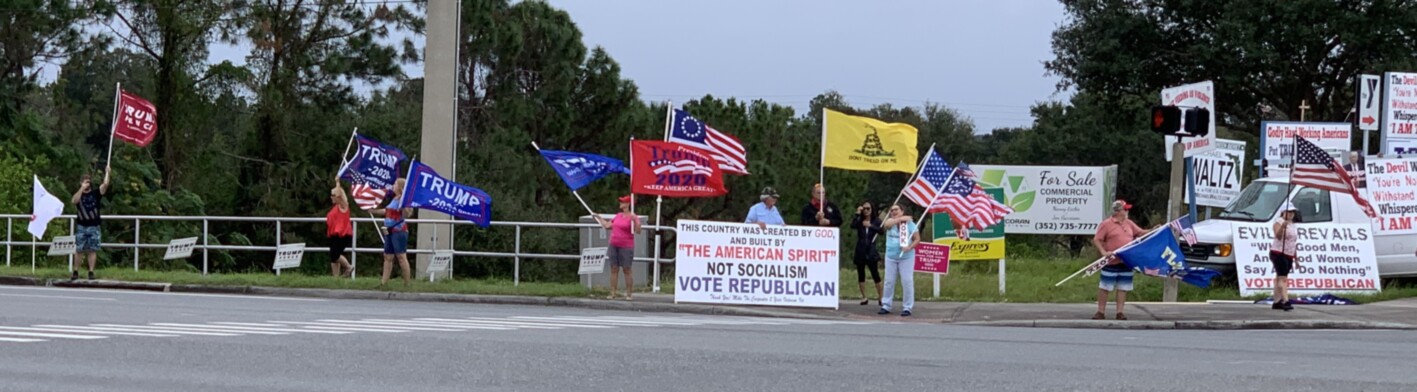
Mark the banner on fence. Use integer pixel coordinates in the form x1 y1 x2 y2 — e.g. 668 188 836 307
968 165 1115 235
273 243 306 270
163 237 198 260
674 220 839 309
913 243 950 274
578 247 608 275
48 236 76 256
1233 223 1380 297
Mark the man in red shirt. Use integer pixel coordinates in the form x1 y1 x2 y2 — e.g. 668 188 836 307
1091 200 1147 320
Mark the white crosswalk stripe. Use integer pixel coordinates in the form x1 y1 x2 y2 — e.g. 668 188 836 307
2 314 877 344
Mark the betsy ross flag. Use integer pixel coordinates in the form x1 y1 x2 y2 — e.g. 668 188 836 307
350 183 387 210
1169 214 1198 246
669 109 748 175
1292 136 1377 218
936 162 1012 230
904 148 953 209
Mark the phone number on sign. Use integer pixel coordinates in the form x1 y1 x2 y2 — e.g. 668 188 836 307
1032 222 1097 231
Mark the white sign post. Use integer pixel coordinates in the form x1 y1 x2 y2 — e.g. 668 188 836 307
970 165 1115 235
427 250 452 282
163 237 199 260
273 243 306 275
1382 72 1417 155
674 220 840 309
1233 223 1381 297
1161 81 1218 161
1192 139 1247 208
48 236 77 256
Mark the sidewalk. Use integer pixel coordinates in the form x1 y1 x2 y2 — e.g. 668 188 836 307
9 276 1416 330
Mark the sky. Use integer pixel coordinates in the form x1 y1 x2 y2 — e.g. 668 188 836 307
45 0 1070 133
541 0 1071 132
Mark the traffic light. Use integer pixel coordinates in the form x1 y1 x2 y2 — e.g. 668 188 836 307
1184 108 1210 136
1151 106 1182 135
1149 106 1209 136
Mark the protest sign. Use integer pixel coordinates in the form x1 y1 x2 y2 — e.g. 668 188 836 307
970 165 1115 235
163 237 198 260
48 236 76 256
1261 122 1351 166
913 243 950 274
1193 139 1246 208
1366 158 1417 234
1233 223 1380 297
578 247 608 275
674 220 839 309
273 243 306 270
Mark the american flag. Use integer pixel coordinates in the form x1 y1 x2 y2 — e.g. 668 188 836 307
669 109 748 175
934 162 1013 230
1292 136 1377 218
351 183 387 210
904 149 952 209
1168 214 1198 246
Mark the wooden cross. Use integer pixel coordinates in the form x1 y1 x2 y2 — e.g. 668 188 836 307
1299 100 1310 122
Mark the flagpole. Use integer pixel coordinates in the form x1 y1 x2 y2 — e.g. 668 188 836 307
337 127 359 174
655 101 672 293
819 107 826 200
105 82 121 171
1055 227 1166 286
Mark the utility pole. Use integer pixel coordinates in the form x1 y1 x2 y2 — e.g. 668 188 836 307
1164 139 1185 302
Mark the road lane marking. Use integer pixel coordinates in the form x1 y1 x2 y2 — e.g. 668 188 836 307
150 323 347 334
510 316 668 326
454 317 616 329
0 337 45 343
7 326 178 337
0 330 106 340
0 293 116 301
87 324 243 336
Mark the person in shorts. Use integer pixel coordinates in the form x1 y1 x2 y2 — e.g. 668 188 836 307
1092 200 1146 320
326 177 354 278
594 195 640 300
70 168 111 281
1270 203 1300 311
372 178 412 288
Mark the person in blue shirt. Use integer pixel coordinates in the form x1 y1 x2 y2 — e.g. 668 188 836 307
744 187 785 229
879 203 920 317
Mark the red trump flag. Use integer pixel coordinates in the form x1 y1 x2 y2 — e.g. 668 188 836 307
630 140 727 197
113 89 157 147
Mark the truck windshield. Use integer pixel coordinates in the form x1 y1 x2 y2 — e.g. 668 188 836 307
1218 181 1288 222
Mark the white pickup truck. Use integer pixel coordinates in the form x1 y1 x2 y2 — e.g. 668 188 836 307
1184 168 1417 277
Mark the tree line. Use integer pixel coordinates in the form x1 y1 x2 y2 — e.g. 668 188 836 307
3 0 1416 280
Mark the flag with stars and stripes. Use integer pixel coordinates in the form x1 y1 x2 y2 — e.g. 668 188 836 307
669 109 748 175
904 148 953 209
934 162 1013 230
1292 136 1377 218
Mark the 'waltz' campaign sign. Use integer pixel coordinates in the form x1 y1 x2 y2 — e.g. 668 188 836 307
674 220 839 309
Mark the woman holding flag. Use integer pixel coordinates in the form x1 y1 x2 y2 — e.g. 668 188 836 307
372 178 413 288
325 176 354 278
1270 203 1300 311
593 195 640 300
879 203 920 317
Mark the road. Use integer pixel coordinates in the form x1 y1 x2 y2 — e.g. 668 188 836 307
1 285 1414 392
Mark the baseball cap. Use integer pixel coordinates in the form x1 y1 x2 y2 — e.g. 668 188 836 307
618 195 633 204
1112 199 1133 212
761 187 780 199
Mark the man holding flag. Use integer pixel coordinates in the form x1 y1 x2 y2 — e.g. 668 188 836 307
1091 200 1147 320
70 168 111 281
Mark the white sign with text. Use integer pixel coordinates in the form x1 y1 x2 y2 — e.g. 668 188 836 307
48 236 77 256
1192 139 1247 208
163 237 199 260
273 243 306 270
1162 81 1219 161
577 247 607 275
674 220 840 309
1233 223 1380 297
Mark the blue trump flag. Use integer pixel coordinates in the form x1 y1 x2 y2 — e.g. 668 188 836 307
339 134 407 189
1114 229 1219 288
538 149 630 190
398 161 493 228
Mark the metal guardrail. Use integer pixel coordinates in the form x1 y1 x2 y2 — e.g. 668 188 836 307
0 214 674 292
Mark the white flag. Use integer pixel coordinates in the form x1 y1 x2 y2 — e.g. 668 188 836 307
29 175 64 239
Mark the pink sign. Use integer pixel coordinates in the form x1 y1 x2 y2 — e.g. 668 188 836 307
913 243 950 274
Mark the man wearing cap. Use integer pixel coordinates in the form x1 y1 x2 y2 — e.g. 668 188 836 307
800 184 843 228
1091 199 1146 320
745 187 785 229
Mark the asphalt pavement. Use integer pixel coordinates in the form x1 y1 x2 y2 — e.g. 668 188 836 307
2 285 1415 392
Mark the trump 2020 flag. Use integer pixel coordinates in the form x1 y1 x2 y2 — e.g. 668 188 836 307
1114 229 1219 288
29 176 65 239
399 161 493 228
113 89 158 147
339 134 407 190
630 140 727 197
538 149 630 190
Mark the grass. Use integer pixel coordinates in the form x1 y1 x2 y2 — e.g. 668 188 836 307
0 265 606 298
5 256 1416 304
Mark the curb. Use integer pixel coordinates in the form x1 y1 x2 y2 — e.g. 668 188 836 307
952 319 1417 330
1 276 833 320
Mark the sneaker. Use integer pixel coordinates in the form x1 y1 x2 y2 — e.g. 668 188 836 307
1091 312 1105 320
87 271 95 281
877 308 890 315
1282 302 1294 311
1271 301 1283 310
900 310 912 317
1115 313 1128 320
70 271 79 281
